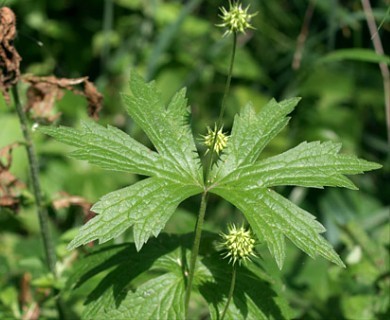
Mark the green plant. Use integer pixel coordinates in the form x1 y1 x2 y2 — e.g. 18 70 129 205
2 1 385 319
40 1 380 319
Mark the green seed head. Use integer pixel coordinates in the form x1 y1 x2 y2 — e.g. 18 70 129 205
217 1 257 36
220 224 256 265
202 124 229 154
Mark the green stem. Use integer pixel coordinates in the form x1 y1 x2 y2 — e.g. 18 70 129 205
186 32 237 317
12 85 57 277
217 31 237 128
204 32 237 182
221 264 237 320
185 191 208 317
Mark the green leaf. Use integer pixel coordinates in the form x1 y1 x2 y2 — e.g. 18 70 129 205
210 98 300 182
199 256 292 320
40 72 204 249
67 236 187 319
122 72 203 185
68 177 201 250
67 234 290 320
211 186 344 269
208 97 381 268
38 121 160 177
216 141 382 190
319 49 390 65
103 273 185 320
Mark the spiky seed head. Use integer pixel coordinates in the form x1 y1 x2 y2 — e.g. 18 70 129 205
216 1 257 37
202 124 229 154
219 224 256 265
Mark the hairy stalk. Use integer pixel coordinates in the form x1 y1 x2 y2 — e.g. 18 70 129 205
221 264 237 320
12 86 68 319
186 31 237 318
361 0 390 145
217 31 237 129
185 191 208 317
204 32 237 181
12 85 57 276
292 0 316 70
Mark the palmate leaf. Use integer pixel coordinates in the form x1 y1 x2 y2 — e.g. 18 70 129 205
66 234 291 320
210 98 301 181
39 73 204 250
209 102 381 269
214 141 381 190
40 73 381 270
67 236 188 319
199 256 292 320
67 177 201 250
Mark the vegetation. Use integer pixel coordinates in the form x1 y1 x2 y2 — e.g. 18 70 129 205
0 1 388 319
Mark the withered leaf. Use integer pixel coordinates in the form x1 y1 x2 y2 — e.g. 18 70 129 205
0 7 21 103
23 75 103 123
0 143 26 212
52 192 95 222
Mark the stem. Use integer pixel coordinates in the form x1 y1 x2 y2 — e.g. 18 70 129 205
12 85 57 276
186 32 237 317
217 32 237 128
292 0 317 70
204 32 238 181
185 191 208 317
221 264 237 320
361 0 390 145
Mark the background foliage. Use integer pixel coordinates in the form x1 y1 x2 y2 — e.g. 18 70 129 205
0 0 389 319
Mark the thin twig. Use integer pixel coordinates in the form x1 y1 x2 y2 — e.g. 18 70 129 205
361 0 390 145
185 191 208 318
12 85 57 276
292 0 317 70
204 32 237 182
220 264 237 320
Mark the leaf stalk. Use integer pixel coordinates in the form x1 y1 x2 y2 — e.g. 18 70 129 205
12 85 57 276
221 264 237 320
186 32 237 316
185 191 208 317
204 31 237 182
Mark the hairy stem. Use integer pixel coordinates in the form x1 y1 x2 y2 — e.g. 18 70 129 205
217 31 237 128
204 32 237 182
185 191 208 317
187 32 237 317
221 264 237 320
361 0 390 145
12 85 57 276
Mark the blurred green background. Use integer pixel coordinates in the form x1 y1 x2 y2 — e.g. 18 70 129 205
0 0 389 319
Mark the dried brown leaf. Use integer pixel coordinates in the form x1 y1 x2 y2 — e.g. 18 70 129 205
22 75 102 123
52 192 95 221
0 143 26 212
0 7 21 103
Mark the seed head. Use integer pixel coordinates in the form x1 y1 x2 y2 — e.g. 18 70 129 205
217 1 257 36
202 124 229 154
219 224 256 265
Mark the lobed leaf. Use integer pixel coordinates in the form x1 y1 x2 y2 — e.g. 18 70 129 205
122 72 203 185
211 186 345 269
38 120 160 177
215 141 382 190
211 98 300 182
103 273 185 320
199 256 292 320
70 238 187 319
67 235 290 320
67 177 202 251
